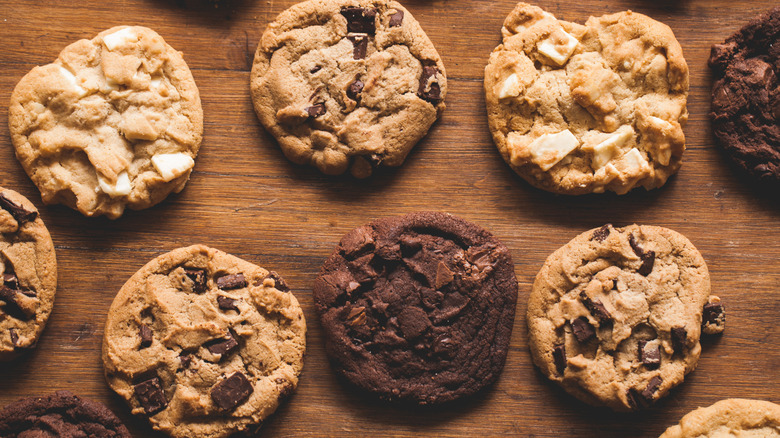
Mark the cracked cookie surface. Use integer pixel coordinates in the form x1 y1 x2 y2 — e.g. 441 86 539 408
9 26 203 219
250 0 447 178
0 187 57 362
102 245 306 438
484 3 688 195
313 212 517 404
660 398 780 438
527 225 720 411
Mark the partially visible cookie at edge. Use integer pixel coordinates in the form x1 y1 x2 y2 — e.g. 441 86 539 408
0 390 131 437
0 186 57 361
102 245 306 438
527 224 721 411
660 398 780 438
485 3 688 195
9 26 203 219
709 7 780 188
251 0 447 178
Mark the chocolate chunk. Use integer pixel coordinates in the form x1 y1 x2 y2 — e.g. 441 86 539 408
703 302 724 326
179 353 192 370
571 316 595 343
139 324 153 349
579 291 612 322
348 35 368 60
204 332 238 357
275 377 294 400
638 340 661 369
0 286 30 320
591 224 612 242
346 306 366 326
638 250 655 276
628 234 644 256
641 376 662 402
341 7 377 35
553 344 567 375
397 307 431 340
216 273 247 290
184 268 207 294
433 334 456 357
134 377 167 415
389 10 404 27
3 273 18 289
671 326 687 353
347 78 364 101
211 372 253 411
435 262 454 290
627 376 662 409
267 271 290 292
306 103 326 118
417 65 442 104
0 192 37 224
310 65 322 74
217 296 239 312
9 328 18 347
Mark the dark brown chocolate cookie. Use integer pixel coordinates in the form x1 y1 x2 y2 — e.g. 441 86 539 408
709 7 780 186
0 390 130 437
313 212 518 404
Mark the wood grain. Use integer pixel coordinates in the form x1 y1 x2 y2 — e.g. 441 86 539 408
0 0 778 437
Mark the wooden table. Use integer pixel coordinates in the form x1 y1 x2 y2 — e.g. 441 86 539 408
0 0 778 436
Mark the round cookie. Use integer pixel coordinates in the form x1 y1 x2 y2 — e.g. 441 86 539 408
660 399 780 438
484 3 689 195
102 245 306 438
313 212 517 404
0 390 131 437
527 224 722 411
0 187 57 361
250 0 447 178
9 26 203 219
709 7 780 187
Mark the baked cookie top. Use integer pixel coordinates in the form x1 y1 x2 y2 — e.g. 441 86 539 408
0 187 57 362
102 245 306 438
250 0 447 178
660 398 780 438
709 7 780 187
9 26 203 219
313 212 517 404
527 224 721 411
0 390 131 437
484 3 689 195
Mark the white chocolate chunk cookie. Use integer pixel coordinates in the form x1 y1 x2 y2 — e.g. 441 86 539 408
102 245 306 438
527 224 723 411
250 0 447 178
9 26 203 218
660 399 780 438
484 3 689 195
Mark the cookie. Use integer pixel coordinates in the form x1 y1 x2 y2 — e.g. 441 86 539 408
0 390 131 437
484 3 689 195
709 7 780 187
527 224 722 411
102 245 306 438
0 187 57 361
660 399 780 438
250 0 447 178
313 212 517 404
9 26 203 219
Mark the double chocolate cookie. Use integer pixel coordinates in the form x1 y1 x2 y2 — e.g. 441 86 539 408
660 399 780 438
0 187 57 361
102 245 306 438
527 224 724 411
313 212 518 404
250 0 447 178
0 391 130 437
709 7 780 187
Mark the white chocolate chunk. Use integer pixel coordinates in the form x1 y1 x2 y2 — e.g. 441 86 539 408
528 130 581 171
98 171 131 197
648 116 674 131
499 73 521 99
58 66 88 97
618 148 651 174
150 78 162 89
537 27 579 66
588 126 634 169
151 153 195 182
103 27 138 51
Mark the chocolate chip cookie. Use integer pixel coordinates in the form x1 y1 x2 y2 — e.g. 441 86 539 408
250 0 447 178
485 3 689 195
0 187 57 361
9 26 203 219
102 245 306 438
660 399 780 438
0 390 130 437
313 212 517 404
709 7 780 187
527 224 723 411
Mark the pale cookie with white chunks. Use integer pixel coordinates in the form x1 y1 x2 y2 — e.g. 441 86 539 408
250 0 447 178
102 245 306 438
660 399 780 438
527 224 723 411
484 4 689 195
9 26 203 219
0 187 57 362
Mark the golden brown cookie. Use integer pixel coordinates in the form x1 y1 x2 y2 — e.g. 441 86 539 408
660 399 780 437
